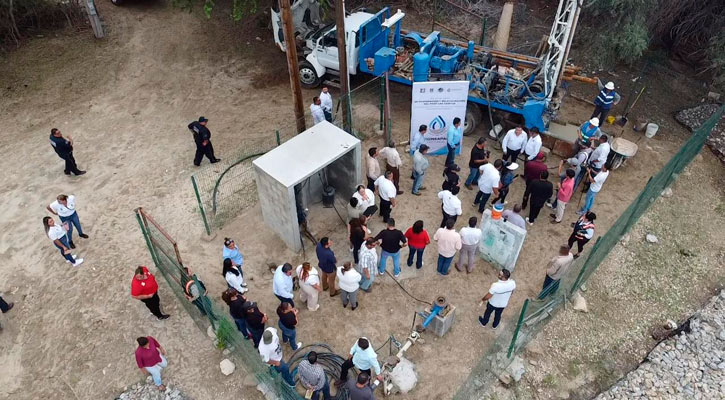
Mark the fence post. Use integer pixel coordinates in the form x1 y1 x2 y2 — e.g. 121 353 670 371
479 17 487 46
135 209 161 268
379 77 385 131
507 298 529 358
275 130 281 146
191 175 212 236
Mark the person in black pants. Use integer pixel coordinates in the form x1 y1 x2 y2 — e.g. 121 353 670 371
49 128 85 176
243 300 268 348
568 212 596 258
187 116 220 166
526 171 553 225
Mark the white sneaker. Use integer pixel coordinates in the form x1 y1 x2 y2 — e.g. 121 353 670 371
240 287 249 294
394 273 400 278
310 304 320 311
525 217 534 226
296 342 303 349
72 258 84 267
65 254 78 263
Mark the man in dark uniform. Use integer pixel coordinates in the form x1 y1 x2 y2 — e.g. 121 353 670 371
49 128 85 176
187 116 220 166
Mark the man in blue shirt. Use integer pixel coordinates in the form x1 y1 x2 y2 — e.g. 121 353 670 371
336 337 382 387
273 263 295 306
315 237 339 297
445 117 463 167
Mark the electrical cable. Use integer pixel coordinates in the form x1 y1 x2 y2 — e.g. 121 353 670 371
374 337 391 353
384 270 433 305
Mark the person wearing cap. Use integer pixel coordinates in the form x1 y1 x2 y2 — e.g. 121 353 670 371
491 161 518 205
591 79 621 123
522 128 542 161
475 159 501 212
410 124 427 155
273 263 295 307
320 86 333 122
445 117 463 167
525 170 553 225
412 144 430 196
578 118 601 148
501 126 528 163
46 194 89 249
438 186 462 228
379 142 403 194
521 152 547 210
49 128 85 176
311 96 326 124
258 327 296 387
337 337 383 387
131 266 169 320
187 116 220 166
222 237 245 275
478 268 516 329
464 137 489 189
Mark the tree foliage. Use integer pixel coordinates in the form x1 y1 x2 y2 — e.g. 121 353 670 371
171 0 259 21
0 0 85 49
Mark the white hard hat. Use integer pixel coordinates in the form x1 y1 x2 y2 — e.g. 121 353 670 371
590 117 600 127
605 81 615 90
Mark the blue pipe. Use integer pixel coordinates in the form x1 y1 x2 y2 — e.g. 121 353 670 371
422 304 444 328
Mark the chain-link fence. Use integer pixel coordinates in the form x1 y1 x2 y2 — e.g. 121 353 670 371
135 207 303 399
191 75 390 234
454 105 724 399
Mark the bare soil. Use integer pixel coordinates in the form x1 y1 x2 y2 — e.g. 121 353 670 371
0 2 721 400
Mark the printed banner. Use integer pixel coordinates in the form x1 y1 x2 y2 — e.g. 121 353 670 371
410 80 469 156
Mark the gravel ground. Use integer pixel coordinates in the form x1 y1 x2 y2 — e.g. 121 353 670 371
595 290 725 400
116 378 190 400
675 103 725 163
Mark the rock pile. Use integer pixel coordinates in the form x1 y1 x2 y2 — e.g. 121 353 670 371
596 290 725 399
674 104 725 163
116 378 190 400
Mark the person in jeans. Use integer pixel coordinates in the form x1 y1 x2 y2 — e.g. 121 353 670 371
316 237 339 297
277 301 302 350
438 186 463 228
273 263 295 306
539 245 574 299
357 239 378 292
46 194 88 249
404 220 430 269
297 262 322 311
491 161 518 205
298 351 332 400
258 327 295 387
464 137 489 189
222 288 251 339
569 212 596 258
578 164 609 214
43 217 83 266
374 218 407 278
135 336 168 391
222 237 244 274
433 219 462 275
337 262 362 310
445 117 463 166
244 300 268 348
131 266 169 320
478 269 516 329
456 217 482 273
411 144 430 196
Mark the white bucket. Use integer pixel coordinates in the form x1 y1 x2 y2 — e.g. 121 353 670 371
488 124 503 139
645 123 659 138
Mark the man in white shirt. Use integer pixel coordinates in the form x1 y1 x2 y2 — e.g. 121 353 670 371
352 184 376 215
438 186 462 228
478 268 516 329
46 194 88 249
433 219 462 276
578 164 609 214
379 142 403 194
366 147 381 191
258 327 295 387
273 263 295 306
523 128 542 161
319 86 333 122
310 97 325 124
475 160 502 213
456 216 482 273
501 126 528 163
588 134 610 171
374 171 397 223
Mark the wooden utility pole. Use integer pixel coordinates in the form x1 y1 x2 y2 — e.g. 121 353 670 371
335 0 352 133
280 0 306 134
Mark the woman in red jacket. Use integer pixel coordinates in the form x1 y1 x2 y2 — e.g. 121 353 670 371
404 220 430 269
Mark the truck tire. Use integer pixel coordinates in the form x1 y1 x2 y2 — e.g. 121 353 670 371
299 61 321 89
463 103 482 136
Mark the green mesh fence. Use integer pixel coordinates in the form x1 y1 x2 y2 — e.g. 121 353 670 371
135 208 303 399
454 105 724 399
191 75 389 234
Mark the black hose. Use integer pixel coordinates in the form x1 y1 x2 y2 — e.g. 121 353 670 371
287 344 350 400
385 270 433 305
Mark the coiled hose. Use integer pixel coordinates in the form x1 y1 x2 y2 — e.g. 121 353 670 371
287 344 351 400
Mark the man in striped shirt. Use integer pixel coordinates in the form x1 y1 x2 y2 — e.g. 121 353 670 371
298 351 331 399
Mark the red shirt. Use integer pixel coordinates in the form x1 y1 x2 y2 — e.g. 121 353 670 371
135 336 162 368
131 266 159 297
524 160 548 182
404 228 430 249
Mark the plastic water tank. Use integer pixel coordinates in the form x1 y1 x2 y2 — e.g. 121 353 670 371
413 52 431 82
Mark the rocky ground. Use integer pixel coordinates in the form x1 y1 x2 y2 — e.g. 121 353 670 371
595 290 725 400
675 103 725 162
116 378 190 400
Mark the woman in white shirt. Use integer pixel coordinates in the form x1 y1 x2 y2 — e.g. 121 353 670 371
337 262 362 310
223 258 248 294
43 217 83 266
296 262 322 311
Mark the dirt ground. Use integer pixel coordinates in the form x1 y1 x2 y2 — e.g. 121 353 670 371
0 1 722 400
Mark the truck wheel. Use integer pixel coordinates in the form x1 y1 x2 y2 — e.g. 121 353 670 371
463 103 482 136
299 61 321 89
111 0 123 5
